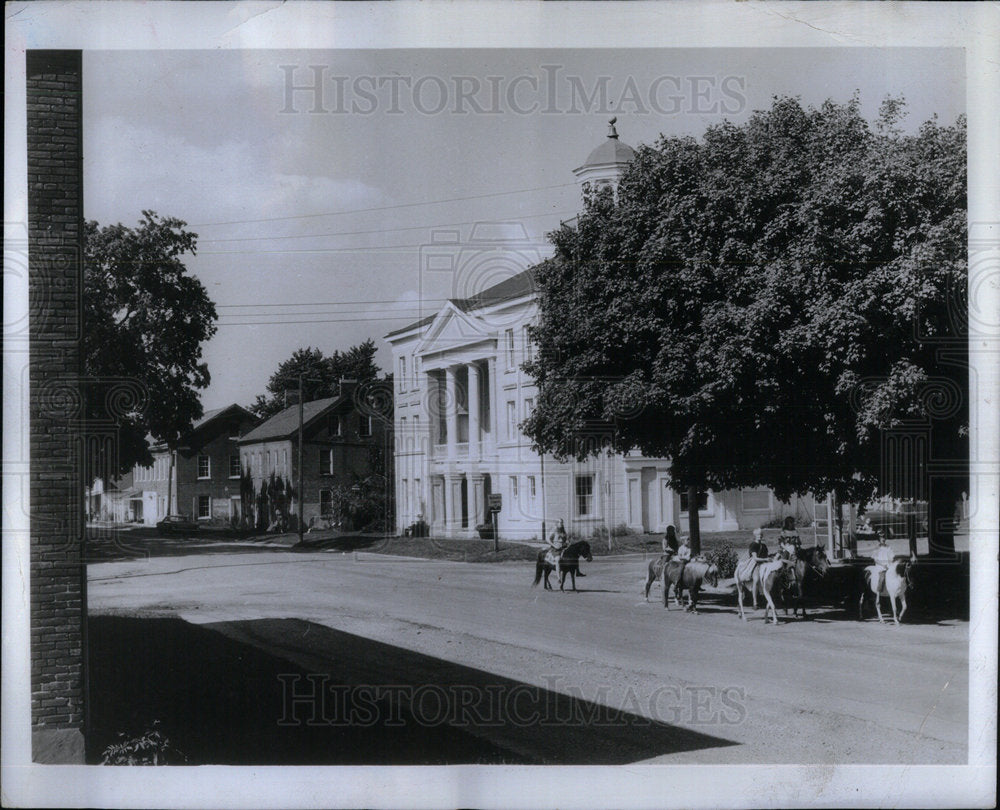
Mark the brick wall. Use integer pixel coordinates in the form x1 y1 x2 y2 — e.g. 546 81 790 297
27 50 87 763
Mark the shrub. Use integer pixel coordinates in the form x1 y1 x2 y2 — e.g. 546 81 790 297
101 721 187 765
611 522 630 537
703 541 739 578
406 519 429 538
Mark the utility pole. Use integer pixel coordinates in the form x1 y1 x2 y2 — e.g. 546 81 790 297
297 374 304 544
540 451 546 542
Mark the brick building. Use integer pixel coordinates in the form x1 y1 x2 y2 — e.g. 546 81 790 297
27 50 87 763
238 382 391 529
175 404 258 524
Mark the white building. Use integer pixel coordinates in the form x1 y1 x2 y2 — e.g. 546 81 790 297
386 121 817 539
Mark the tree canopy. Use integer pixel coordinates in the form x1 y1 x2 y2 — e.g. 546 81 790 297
523 96 966 549
84 211 217 478
251 339 381 419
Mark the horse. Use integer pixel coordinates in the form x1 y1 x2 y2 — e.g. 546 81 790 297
780 545 832 619
643 554 670 601
860 556 916 624
736 557 793 624
662 558 719 612
532 540 593 592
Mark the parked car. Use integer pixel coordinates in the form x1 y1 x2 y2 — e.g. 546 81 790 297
859 502 928 539
156 514 199 536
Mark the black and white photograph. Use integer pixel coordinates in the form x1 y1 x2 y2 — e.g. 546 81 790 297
3 2 997 808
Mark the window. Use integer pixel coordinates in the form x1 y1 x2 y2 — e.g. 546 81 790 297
402 478 409 516
319 448 332 476
329 413 342 437
527 475 536 498
506 401 517 440
399 356 407 391
254 452 261 477
523 397 534 419
412 415 420 448
197 495 211 519
680 489 710 513
575 474 595 516
266 451 272 474
509 475 519 499
523 325 535 362
320 489 333 517
229 455 241 478
505 328 516 369
413 478 421 514
742 488 771 511
282 449 288 476
197 455 210 479
360 414 373 437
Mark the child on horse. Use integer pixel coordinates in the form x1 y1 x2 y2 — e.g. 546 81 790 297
547 520 569 581
869 532 893 594
777 516 801 558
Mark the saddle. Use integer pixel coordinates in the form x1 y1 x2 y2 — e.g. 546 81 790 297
544 548 565 567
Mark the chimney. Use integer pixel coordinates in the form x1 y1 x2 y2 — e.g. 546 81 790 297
338 378 359 397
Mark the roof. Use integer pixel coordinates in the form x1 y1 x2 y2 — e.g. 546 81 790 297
238 396 344 444
576 136 635 171
385 267 538 340
190 403 255 433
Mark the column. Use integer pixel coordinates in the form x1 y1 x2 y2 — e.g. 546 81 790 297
445 366 458 460
468 361 480 460
487 356 498 449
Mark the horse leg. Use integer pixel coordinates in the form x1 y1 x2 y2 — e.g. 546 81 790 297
890 593 899 626
737 582 747 621
569 569 577 592
662 572 670 609
875 591 885 624
644 568 653 600
899 592 908 622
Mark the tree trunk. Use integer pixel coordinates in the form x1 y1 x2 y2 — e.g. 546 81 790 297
687 485 702 556
928 479 959 558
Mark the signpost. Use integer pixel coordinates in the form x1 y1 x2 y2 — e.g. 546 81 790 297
488 493 502 553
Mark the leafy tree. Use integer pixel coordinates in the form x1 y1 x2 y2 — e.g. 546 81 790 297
84 211 217 485
523 96 966 554
252 340 380 419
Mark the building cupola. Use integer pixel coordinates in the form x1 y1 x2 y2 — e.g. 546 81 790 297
572 117 635 194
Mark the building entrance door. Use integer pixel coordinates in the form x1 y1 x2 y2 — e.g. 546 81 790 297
640 466 657 532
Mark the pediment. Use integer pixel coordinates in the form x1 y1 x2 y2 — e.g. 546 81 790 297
416 302 494 359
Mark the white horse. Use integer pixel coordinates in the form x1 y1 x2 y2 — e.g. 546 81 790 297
862 556 916 625
736 557 791 624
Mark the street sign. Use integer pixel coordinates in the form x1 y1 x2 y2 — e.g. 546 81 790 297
488 493 502 512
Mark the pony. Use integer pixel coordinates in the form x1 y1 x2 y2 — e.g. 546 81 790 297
533 540 593 592
860 556 916 625
735 557 793 624
643 554 670 601
662 558 719 612
781 545 832 619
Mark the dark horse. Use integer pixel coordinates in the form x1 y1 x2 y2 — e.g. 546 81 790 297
780 545 832 619
533 540 593 592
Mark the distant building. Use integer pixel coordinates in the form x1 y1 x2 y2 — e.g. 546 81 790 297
175 404 258 524
386 121 818 539
237 381 391 529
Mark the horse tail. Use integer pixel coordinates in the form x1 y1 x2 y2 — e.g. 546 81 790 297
532 557 542 587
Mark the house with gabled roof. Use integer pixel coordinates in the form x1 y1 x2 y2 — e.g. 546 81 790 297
237 381 391 529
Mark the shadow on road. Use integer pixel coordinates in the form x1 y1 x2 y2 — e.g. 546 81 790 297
88 615 738 765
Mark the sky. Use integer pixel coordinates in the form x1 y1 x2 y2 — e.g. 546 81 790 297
82 47 965 411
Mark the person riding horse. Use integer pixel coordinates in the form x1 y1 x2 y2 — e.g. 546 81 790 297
546 520 569 581
777 516 801 558
734 527 770 606
869 532 893 595
662 525 680 557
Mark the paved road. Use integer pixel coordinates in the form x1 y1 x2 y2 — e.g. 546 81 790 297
88 550 967 764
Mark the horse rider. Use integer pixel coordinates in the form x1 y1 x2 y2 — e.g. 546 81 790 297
547 519 569 581
777 515 801 558
870 531 893 594
734 527 769 603
662 525 680 558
